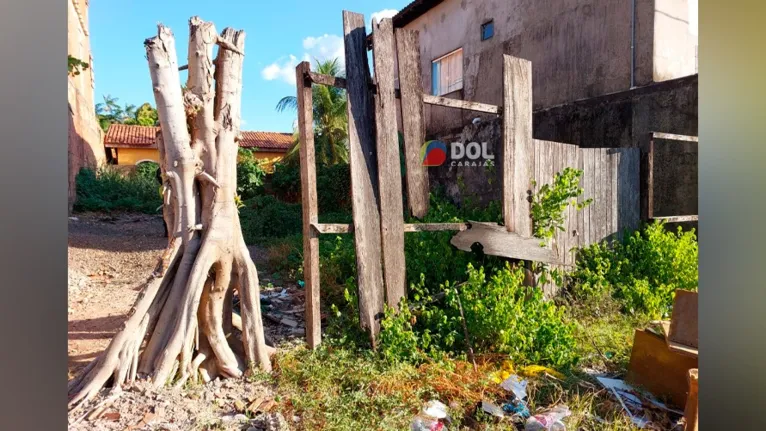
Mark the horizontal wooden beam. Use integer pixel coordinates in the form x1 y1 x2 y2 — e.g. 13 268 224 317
312 222 473 235
307 71 347 89
450 222 561 264
651 132 698 142
423 94 501 115
652 215 698 223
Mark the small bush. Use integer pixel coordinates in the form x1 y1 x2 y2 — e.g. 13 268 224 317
74 166 161 214
570 220 698 318
270 161 351 212
239 195 302 243
236 148 267 200
379 263 579 370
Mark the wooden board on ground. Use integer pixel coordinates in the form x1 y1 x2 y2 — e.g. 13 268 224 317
395 28 429 219
668 289 698 348
450 222 560 264
343 10 385 345
626 329 698 408
372 17 406 309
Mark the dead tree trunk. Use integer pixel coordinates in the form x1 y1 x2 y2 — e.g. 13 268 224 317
68 18 271 410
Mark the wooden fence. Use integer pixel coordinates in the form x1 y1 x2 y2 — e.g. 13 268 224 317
296 10 644 348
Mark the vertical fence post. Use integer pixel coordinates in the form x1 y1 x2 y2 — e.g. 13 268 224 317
296 61 321 349
395 27 429 219
640 133 655 221
342 10 385 347
372 17 407 310
502 55 534 237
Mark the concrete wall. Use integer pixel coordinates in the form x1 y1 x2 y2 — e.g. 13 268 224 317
402 0 696 135
653 0 698 81
68 0 105 213
427 75 697 218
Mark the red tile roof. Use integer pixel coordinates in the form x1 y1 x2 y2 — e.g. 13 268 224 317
239 131 294 151
103 124 160 148
104 124 294 152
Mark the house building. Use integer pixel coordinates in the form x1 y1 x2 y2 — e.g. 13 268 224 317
103 124 293 172
69 0 106 212
392 0 698 134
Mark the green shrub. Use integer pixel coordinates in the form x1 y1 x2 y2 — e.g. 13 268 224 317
570 220 698 318
236 148 267 200
239 195 302 243
379 263 579 370
74 166 161 214
270 161 351 212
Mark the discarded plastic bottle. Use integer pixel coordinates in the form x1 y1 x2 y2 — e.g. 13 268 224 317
524 405 571 431
410 414 444 431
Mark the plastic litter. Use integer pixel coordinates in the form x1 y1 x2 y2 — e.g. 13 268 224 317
480 400 506 418
502 398 531 419
423 400 449 419
411 400 449 431
500 374 528 400
410 415 444 431
524 405 571 431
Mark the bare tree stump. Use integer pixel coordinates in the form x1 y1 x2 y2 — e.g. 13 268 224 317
67 17 271 411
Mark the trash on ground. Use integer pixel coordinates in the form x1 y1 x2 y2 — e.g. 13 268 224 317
517 364 566 380
594 376 686 428
422 400 449 420
489 360 516 383
411 400 449 431
480 400 506 418
500 374 528 400
502 398 530 419
524 405 571 430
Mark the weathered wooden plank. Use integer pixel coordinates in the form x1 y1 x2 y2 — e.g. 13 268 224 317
651 132 698 142
312 222 474 234
599 149 612 243
652 215 698 223
583 149 595 246
422 94 501 114
618 148 641 236
450 222 561 264
372 17 407 310
296 62 321 349
395 27 429 219
343 10 385 346
308 71 347 89
503 55 534 235
610 150 619 239
647 138 655 220
563 143 579 266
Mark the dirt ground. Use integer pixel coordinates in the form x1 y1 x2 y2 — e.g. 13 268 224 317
68 213 302 430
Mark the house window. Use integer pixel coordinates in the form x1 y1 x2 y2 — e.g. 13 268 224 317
431 48 463 96
481 20 494 41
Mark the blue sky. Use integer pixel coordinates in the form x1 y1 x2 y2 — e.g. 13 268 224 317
90 0 408 133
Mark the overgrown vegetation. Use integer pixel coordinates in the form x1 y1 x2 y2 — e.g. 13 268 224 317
569 220 698 318
236 148 267 200
74 166 161 213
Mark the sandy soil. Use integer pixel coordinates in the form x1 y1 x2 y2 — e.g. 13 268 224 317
68 213 302 430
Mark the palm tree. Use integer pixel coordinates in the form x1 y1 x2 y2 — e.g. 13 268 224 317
276 58 348 165
95 94 124 132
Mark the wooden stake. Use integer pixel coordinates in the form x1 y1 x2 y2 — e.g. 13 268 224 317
343 10 385 347
372 17 407 310
296 61 321 349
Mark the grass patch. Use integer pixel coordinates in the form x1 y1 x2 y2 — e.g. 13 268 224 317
74 166 161 214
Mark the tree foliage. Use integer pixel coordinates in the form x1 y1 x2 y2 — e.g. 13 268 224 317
95 95 159 132
276 58 348 165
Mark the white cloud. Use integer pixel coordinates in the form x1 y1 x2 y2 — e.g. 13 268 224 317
302 34 345 65
262 34 347 85
261 55 299 85
370 9 398 26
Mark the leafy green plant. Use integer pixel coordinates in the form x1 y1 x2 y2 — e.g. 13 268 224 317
74 166 162 214
378 263 579 370
236 148 267 200
570 220 698 318
531 167 592 244
68 55 89 77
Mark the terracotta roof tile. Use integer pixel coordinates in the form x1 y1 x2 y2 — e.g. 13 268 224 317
104 124 160 148
104 124 294 152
